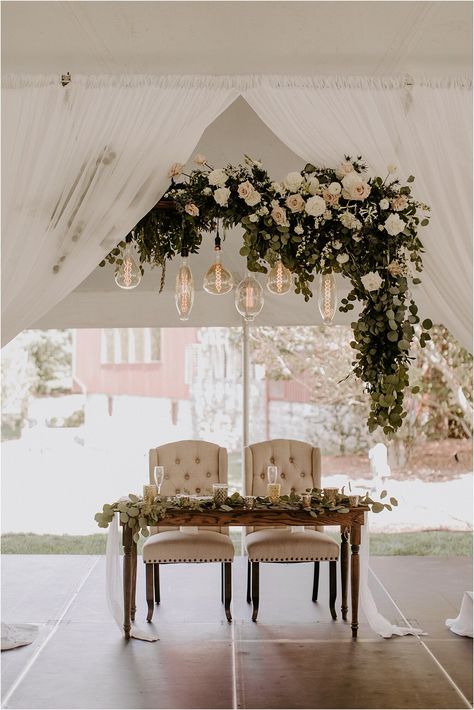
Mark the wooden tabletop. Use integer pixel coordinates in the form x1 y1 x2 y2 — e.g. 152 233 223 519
153 506 368 527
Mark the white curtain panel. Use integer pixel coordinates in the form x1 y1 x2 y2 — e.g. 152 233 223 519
1 76 238 346
244 77 473 350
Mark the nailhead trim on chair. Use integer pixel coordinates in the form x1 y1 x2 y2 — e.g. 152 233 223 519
143 557 234 563
247 555 339 562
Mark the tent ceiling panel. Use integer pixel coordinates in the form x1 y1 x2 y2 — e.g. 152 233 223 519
2 1 472 75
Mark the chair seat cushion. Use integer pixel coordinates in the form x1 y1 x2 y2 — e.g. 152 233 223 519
142 530 234 563
245 528 339 562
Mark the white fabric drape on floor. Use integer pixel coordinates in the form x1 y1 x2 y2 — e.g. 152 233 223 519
1 75 238 346
244 77 472 351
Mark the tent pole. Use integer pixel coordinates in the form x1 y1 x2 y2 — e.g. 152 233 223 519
242 318 250 449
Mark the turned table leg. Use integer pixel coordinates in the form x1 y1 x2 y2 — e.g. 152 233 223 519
131 542 137 621
340 526 349 621
350 524 361 639
122 526 134 639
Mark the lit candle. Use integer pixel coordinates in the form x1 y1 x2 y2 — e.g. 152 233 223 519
267 483 281 504
143 484 158 505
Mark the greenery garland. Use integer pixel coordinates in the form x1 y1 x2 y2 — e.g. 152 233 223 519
95 488 397 543
100 154 432 434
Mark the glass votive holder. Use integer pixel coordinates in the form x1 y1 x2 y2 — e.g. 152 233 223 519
243 495 256 509
323 487 339 504
212 483 228 505
301 493 312 509
348 494 360 507
267 483 281 504
143 484 158 505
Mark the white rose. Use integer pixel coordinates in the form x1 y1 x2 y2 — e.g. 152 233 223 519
213 187 231 206
387 164 397 174
271 182 285 195
340 211 355 229
194 153 207 166
294 225 304 235
168 162 184 178
245 190 261 207
361 271 383 291
305 195 326 217
306 177 320 195
333 240 343 250
208 169 229 187
237 181 254 199
286 194 305 213
249 214 259 223
384 213 405 236
327 182 342 196
283 172 304 192
337 253 350 264
342 172 371 201
379 199 389 210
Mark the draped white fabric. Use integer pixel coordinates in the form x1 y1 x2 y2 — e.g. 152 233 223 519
244 78 473 350
1 76 238 346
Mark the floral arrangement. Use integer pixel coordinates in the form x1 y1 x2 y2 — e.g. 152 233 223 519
100 154 432 434
95 488 397 543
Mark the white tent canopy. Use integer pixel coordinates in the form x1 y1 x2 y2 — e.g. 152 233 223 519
2 2 472 348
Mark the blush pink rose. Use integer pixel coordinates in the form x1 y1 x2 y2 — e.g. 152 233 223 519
184 203 199 217
285 194 305 213
271 205 289 227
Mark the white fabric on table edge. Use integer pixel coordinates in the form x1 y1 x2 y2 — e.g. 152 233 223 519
1 622 39 651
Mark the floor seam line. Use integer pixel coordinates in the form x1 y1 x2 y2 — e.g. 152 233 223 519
369 565 472 709
230 616 238 710
2 556 101 709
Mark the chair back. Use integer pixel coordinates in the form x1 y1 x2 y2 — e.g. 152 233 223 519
149 440 228 534
244 438 321 533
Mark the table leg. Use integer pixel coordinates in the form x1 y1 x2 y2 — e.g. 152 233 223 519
122 526 133 639
131 543 137 621
350 524 361 639
340 526 349 621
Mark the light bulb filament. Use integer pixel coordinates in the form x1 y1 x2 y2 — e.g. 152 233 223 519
123 258 133 288
276 261 283 293
246 285 255 309
215 262 222 293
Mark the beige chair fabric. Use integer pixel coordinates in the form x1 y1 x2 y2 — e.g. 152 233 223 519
244 439 339 562
144 440 232 563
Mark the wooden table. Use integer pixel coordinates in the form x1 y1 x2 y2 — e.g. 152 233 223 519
121 506 367 640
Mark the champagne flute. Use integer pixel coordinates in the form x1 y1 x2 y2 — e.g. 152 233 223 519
154 466 165 495
267 465 278 484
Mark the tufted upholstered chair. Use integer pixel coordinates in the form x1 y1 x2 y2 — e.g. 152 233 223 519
142 440 234 622
244 439 339 621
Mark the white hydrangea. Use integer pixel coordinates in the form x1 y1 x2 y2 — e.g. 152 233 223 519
340 211 355 229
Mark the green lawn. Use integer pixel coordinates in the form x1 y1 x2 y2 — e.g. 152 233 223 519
1 531 472 556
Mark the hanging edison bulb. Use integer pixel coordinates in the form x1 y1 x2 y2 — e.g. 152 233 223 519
203 222 233 295
175 255 194 321
318 272 337 325
235 275 264 322
267 257 292 295
115 242 142 289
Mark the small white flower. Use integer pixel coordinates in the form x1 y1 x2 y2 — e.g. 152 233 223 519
249 214 259 223
387 164 397 174
378 224 385 231
323 210 332 220
194 153 207 165
337 253 350 264
350 218 362 231
379 199 389 210
305 195 326 217
352 234 362 242
384 213 405 236
327 182 342 196
283 171 304 192
340 211 355 229
245 190 261 206
271 182 285 195
306 177 320 195
258 206 269 216
333 240 343 250
213 187 231 206
294 225 304 235
203 187 212 196
361 271 383 291
208 169 229 187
